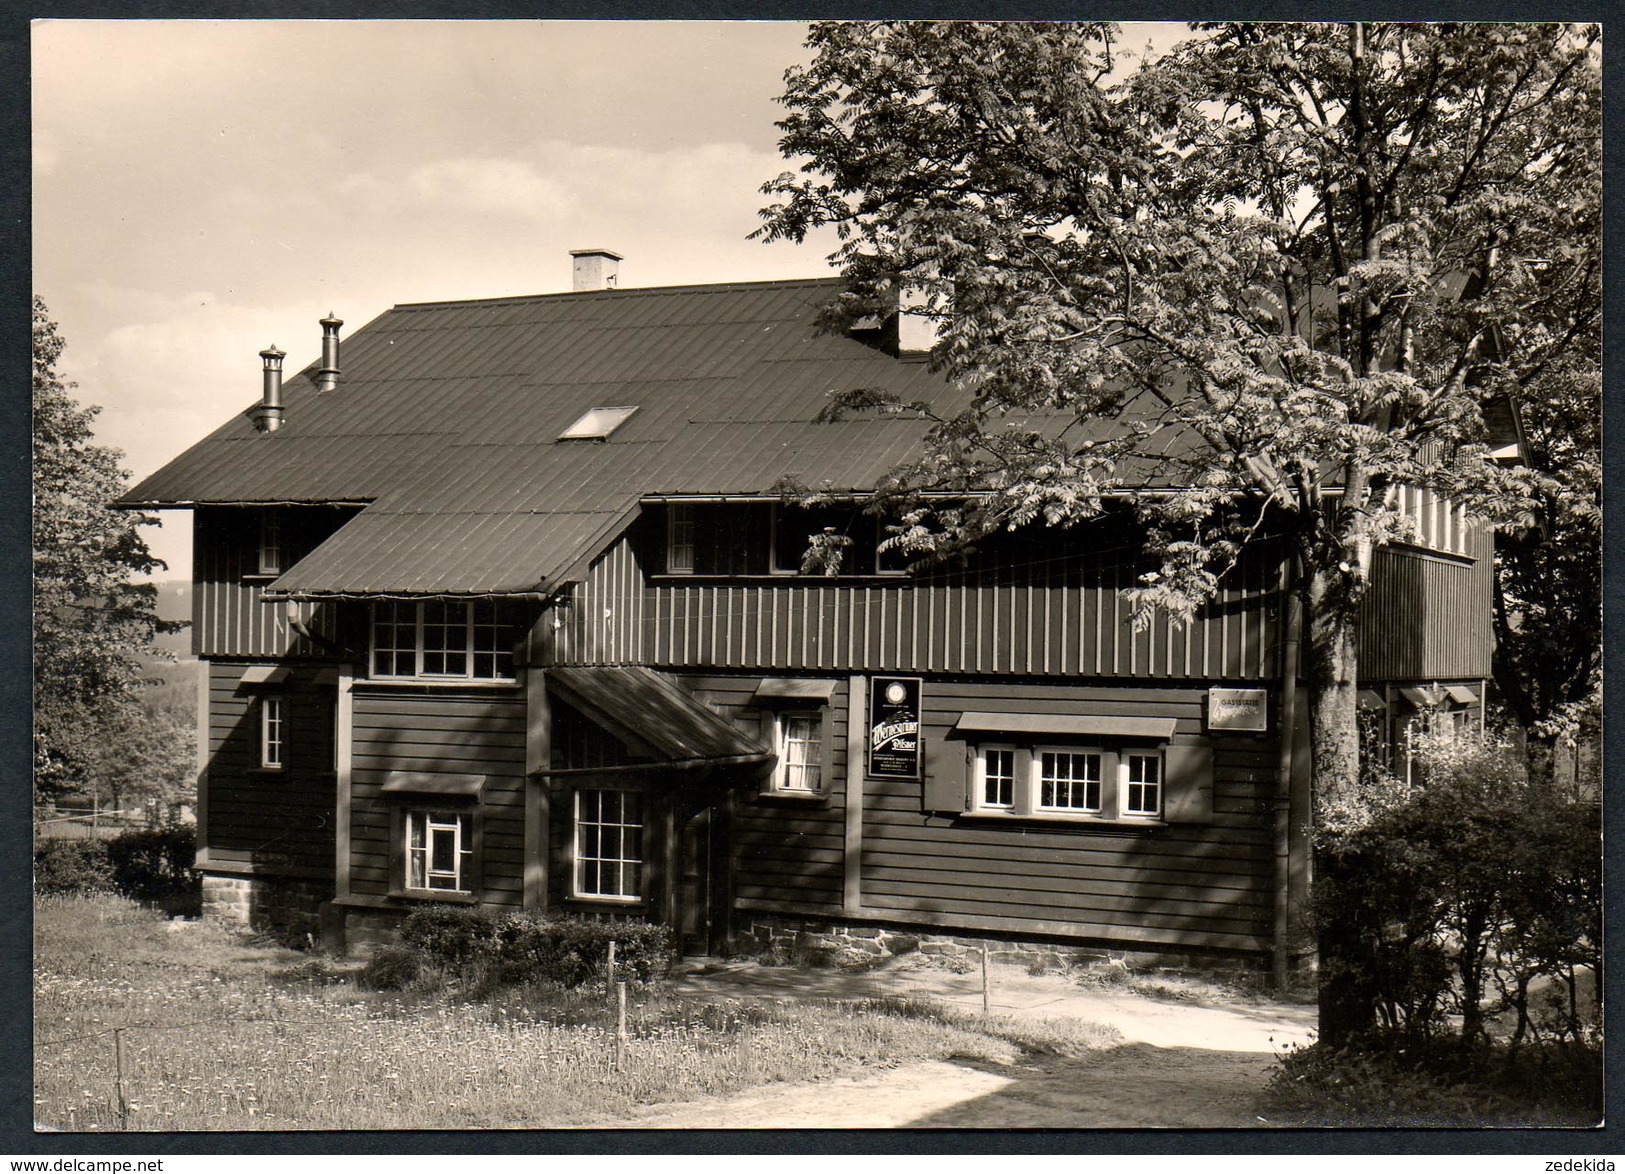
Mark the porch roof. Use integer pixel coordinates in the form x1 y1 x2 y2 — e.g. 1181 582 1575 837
541 666 772 773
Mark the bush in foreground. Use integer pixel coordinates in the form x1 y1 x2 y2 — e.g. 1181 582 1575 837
34 838 115 896
399 904 673 990
35 825 199 913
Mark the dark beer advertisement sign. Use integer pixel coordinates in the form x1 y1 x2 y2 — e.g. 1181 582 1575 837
868 676 922 779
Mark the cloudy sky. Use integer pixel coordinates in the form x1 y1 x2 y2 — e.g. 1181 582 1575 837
32 19 1189 583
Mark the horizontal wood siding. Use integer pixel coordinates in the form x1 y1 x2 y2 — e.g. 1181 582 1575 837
861 679 1276 954
1360 519 1493 681
557 534 1280 681
201 659 337 880
674 674 849 915
194 508 346 659
348 685 527 907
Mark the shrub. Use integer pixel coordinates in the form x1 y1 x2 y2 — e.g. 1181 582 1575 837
1314 744 1601 1050
359 945 426 991
105 825 199 906
34 838 114 896
490 914 673 987
398 905 672 990
400 904 499 963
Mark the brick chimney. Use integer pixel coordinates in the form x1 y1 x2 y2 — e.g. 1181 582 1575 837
255 344 286 432
570 248 623 292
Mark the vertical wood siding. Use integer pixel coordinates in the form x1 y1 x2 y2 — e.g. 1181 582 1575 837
348 686 528 907
557 534 1280 681
858 679 1275 953
1360 518 1493 681
194 508 344 659
673 674 850 915
201 660 337 880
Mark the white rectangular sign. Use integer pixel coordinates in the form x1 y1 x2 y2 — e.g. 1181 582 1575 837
1208 686 1268 732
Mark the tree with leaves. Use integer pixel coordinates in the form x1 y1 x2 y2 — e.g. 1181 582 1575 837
757 21 1600 1042
1490 351 1601 786
33 296 179 808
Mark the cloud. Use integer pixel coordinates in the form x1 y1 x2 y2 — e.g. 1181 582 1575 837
328 137 786 233
407 157 572 218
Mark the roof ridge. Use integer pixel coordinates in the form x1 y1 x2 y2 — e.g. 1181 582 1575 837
392 274 842 312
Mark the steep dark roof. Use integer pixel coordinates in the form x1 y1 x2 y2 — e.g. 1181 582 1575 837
122 276 1184 596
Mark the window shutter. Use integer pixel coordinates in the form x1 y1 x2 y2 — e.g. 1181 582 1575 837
1162 743 1214 823
921 748 969 813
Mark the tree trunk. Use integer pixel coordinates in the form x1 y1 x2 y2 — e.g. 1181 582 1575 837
1304 560 1375 1048
1524 730 1558 787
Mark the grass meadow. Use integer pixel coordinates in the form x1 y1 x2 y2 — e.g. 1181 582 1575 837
35 895 1113 1130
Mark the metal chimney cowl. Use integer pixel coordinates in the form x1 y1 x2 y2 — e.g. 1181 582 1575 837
256 344 286 433
316 312 343 393
570 248 624 292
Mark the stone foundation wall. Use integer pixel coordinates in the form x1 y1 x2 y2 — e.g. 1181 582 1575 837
201 873 333 948
739 915 1266 978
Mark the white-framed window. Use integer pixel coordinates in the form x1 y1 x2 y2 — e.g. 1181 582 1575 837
575 789 643 901
260 694 285 769
1038 748 1103 813
667 504 696 574
965 743 1175 822
258 510 282 575
405 810 474 893
973 744 1018 810
1122 751 1162 818
369 600 517 680
772 710 825 794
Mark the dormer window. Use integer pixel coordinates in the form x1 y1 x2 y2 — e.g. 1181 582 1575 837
558 406 639 441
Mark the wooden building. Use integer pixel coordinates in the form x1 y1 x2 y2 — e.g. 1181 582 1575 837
122 254 1494 967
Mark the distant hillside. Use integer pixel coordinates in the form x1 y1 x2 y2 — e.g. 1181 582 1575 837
147 579 193 660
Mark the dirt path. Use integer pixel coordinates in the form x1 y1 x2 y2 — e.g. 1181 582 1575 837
620 1046 1282 1129
603 958 1315 1129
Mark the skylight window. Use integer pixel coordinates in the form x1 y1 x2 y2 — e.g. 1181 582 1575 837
558 405 639 441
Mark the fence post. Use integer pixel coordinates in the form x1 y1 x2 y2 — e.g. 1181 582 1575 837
113 1028 128 1129
606 939 617 1000
981 946 991 1018
615 981 628 1070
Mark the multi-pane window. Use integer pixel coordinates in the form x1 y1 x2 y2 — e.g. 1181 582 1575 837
575 789 643 900
370 600 517 680
981 746 1016 808
1123 752 1162 817
667 504 696 574
258 511 282 575
1039 750 1102 813
775 712 824 793
260 694 285 769
405 810 473 893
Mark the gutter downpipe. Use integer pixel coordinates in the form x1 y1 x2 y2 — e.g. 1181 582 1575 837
1274 553 1303 990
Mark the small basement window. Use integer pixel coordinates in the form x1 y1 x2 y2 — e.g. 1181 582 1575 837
558 406 639 441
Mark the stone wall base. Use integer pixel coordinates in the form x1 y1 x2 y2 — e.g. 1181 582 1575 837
200 873 334 949
738 914 1268 979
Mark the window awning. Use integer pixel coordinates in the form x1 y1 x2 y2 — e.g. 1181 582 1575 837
1357 689 1387 711
1400 686 1476 709
750 678 838 705
950 712 1177 740
237 665 290 686
542 666 773 775
381 772 485 798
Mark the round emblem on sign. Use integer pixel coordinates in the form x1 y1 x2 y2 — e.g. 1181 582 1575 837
885 682 908 705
